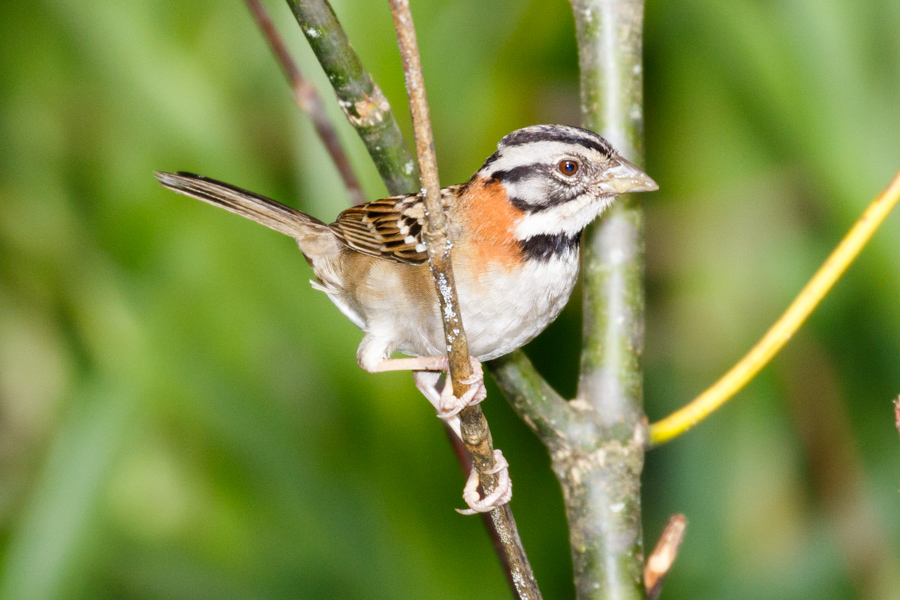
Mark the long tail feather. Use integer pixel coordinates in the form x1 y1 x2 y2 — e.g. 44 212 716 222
154 171 326 238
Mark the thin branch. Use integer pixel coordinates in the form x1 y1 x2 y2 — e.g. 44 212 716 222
285 0 418 195
894 397 900 441
644 515 687 600
244 0 365 205
386 1 541 599
649 168 900 446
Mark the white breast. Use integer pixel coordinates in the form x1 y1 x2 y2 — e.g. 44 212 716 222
458 254 579 360
383 250 580 362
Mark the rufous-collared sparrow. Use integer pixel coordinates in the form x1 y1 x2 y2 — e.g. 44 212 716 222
156 124 657 512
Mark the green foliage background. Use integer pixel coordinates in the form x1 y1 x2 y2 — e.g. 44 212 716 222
1 0 899 598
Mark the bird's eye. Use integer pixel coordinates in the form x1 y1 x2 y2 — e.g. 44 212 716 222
559 160 579 176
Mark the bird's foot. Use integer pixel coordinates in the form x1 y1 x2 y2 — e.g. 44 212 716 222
456 449 512 515
437 357 486 419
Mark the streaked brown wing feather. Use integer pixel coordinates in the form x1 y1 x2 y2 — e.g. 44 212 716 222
330 186 461 264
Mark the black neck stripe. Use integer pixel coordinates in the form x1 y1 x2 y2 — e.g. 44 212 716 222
519 233 581 261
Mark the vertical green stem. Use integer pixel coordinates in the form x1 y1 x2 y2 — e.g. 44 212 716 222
563 0 648 598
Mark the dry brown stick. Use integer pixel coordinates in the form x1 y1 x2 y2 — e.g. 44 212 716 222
243 0 366 205
386 1 541 599
644 515 687 600
894 397 900 441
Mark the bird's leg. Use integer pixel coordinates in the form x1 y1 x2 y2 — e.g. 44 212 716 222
412 371 461 439
375 356 509 514
372 356 487 420
371 356 449 372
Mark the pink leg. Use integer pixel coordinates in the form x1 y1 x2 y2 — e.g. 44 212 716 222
374 356 487 421
413 371 461 439
371 356 448 372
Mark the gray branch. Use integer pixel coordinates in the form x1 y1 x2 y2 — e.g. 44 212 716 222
488 352 583 449
489 3 652 594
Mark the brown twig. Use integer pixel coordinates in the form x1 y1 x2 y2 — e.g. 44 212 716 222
386 1 541 599
894 397 900 441
243 0 365 205
644 515 687 600
261 1 526 590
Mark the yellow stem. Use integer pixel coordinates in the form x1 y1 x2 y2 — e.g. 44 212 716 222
650 169 900 446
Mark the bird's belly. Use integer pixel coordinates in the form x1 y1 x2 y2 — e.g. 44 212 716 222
455 256 580 360
320 249 580 367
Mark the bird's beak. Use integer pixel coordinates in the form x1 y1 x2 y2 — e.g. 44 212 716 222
597 156 658 194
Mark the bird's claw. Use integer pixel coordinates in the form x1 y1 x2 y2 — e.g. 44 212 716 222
437 357 486 419
456 450 512 515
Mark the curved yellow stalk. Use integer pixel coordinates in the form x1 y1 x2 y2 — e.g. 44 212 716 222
650 170 900 446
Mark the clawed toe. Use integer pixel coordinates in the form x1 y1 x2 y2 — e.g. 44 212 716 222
438 383 487 419
456 450 512 515
458 357 485 386
408 358 511 514
437 358 486 419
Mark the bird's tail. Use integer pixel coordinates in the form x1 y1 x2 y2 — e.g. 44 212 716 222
154 171 329 240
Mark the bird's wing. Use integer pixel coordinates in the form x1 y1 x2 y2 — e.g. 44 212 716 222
330 185 461 265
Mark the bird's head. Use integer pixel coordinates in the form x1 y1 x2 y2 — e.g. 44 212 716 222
478 124 657 241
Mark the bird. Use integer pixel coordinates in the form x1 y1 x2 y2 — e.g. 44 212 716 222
155 123 657 512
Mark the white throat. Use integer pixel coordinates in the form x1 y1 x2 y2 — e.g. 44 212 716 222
514 194 614 239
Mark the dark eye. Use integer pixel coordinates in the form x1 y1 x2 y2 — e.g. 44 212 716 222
559 160 579 176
